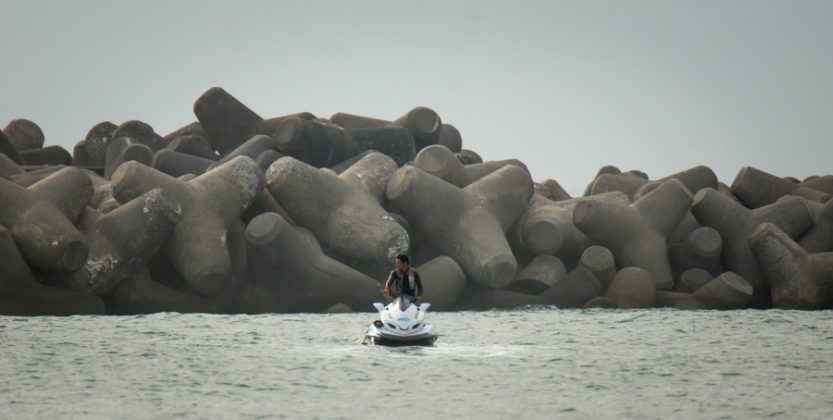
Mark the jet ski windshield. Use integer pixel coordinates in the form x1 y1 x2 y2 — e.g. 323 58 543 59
396 296 412 311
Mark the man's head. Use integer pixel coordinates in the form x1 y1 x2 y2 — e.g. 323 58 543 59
395 253 410 272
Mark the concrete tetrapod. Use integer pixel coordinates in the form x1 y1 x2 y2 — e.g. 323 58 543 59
414 144 528 188
111 156 263 295
456 149 482 165
507 195 588 265
0 174 89 272
692 272 753 309
797 197 833 253
508 254 567 295
274 117 416 167
437 123 462 152
801 175 833 195
54 188 182 296
0 226 104 315
604 267 656 309
416 255 467 311
165 134 219 161
658 272 754 310
3 119 44 152
266 156 409 275
330 107 442 151
163 121 207 142
676 268 713 293
0 129 24 164
573 179 693 290
194 87 264 156
111 120 166 151
668 226 723 279
104 137 153 179
81 121 117 166
256 112 317 137
584 173 648 200
245 212 380 312
27 166 94 225
586 165 718 200
541 179 571 201
19 145 73 166
72 140 98 167
541 246 613 308
731 166 831 209
691 188 814 306
386 164 533 288
337 152 398 206
0 153 24 178
209 134 276 169
749 223 833 310
151 149 214 177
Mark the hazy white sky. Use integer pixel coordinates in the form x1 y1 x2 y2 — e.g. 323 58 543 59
2 0 831 195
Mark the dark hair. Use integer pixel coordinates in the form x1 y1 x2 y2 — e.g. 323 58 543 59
395 253 410 264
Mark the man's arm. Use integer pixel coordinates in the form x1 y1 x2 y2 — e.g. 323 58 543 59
383 271 395 297
414 271 423 302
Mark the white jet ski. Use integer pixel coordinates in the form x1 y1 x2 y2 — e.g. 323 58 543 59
362 296 437 346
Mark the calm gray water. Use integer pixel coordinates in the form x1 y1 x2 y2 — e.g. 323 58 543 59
2 309 833 419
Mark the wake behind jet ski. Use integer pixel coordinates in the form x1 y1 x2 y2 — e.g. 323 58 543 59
362 296 438 346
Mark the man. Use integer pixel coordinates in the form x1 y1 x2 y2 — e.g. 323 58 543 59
383 253 423 304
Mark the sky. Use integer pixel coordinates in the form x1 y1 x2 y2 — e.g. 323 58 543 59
2 0 832 196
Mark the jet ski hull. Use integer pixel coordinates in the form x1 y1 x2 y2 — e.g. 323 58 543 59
362 329 438 347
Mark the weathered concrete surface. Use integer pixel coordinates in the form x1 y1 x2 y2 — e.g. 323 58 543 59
414 144 528 188
676 268 713 293
455 149 482 165
165 134 219 161
111 156 263 295
0 226 104 315
112 120 166 151
541 247 612 308
387 164 532 288
20 145 73 166
152 149 214 178
53 188 182 296
731 166 831 209
797 197 833 253
507 195 586 265
0 172 89 272
417 255 467 311
245 212 380 312
274 117 416 168
691 188 813 306
4 119 45 152
266 155 409 276
83 121 118 166
668 226 724 279
0 153 25 179
749 223 833 310
194 87 263 156
0 128 24 164
508 255 566 295
693 272 753 309
330 107 442 151
604 267 656 309
104 137 153 179
573 179 692 290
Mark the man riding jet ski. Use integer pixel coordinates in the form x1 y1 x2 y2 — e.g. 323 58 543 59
362 253 437 346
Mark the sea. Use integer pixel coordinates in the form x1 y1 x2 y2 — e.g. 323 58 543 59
2 309 832 419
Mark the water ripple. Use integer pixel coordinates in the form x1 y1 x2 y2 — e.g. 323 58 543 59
2 310 833 419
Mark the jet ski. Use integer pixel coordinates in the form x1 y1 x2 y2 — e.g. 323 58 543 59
362 296 437 346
